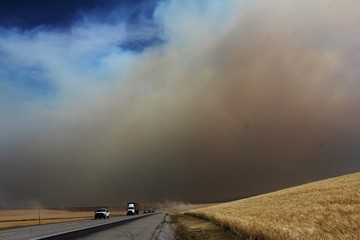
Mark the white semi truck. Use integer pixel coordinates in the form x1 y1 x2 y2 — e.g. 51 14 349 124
127 202 139 215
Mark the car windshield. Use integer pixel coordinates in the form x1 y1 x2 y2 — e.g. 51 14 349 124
96 209 107 212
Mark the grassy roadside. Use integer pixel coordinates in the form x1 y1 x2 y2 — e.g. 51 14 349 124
171 213 245 240
0 217 93 230
0 209 126 230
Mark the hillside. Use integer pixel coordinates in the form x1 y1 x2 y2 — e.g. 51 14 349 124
187 172 360 239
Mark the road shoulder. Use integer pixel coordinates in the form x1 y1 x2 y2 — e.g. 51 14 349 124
171 213 245 240
152 214 175 240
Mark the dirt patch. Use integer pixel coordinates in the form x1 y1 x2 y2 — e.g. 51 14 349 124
172 213 245 240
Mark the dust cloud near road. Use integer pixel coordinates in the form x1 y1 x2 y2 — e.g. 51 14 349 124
1 0 360 207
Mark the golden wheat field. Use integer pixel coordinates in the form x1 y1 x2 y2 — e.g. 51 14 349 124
188 172 360 240
0 208 126 229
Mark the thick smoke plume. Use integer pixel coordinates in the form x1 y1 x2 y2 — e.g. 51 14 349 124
1 0 360 207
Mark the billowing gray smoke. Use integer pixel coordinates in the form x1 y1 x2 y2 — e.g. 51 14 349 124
1 0 360 207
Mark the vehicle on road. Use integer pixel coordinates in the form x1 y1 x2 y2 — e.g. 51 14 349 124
143 208 154 214
94 208 110 219
127 202 139 215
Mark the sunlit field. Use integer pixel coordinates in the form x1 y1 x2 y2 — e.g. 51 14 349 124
188 172 360 240
0 208 126 230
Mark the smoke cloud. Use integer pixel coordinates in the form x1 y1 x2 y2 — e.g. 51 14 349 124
1 0 360 207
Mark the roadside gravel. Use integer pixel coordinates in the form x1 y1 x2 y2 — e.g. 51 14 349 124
152 215 175 240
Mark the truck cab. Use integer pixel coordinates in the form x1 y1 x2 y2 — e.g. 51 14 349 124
127 202 139 215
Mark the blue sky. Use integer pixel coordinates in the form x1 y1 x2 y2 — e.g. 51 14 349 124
1 0 360 207
0 0 157 28
0 0 162 102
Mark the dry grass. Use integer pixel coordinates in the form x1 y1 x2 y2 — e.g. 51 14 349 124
188 172 360 240
0 208 126 230
172 213 245 240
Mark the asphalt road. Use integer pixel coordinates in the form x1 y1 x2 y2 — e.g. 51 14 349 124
74 213 165 240
0 214 163 240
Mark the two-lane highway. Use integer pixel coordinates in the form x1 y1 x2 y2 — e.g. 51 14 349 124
75 213 165 240
0 213 167 240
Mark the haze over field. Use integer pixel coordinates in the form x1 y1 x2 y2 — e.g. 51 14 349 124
1 0 360 207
